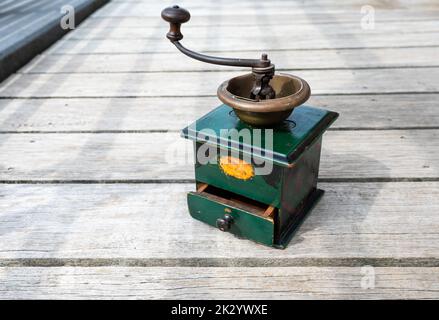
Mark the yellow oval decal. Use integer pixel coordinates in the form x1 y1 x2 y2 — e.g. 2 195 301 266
219 156 254 180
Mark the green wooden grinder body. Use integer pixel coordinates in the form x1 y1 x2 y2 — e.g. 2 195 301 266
182 104 338 248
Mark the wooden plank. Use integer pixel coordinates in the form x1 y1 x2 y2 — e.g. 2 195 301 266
21 47 439 73
82 10 439 28
0 94 438 132
0 130 437 180
93 0 439 18
0 267 438 299
47 32 439 54
1 68 438 98
0 182 438 261
64 20 439 40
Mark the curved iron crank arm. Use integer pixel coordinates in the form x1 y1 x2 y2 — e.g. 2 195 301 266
161 5 275 100
172 41 271 69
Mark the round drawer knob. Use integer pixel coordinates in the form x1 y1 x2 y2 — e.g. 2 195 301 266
216 214 234 232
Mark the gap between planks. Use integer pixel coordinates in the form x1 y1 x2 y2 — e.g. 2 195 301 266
1 177 439 185
1 257 439 268
2 92 439 99
2 127 439 134
44 44 439 55
18 66 439 75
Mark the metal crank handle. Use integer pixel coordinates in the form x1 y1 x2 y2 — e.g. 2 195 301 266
161 5 273 69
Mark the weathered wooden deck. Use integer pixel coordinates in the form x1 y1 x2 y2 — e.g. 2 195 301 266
0 0 109 81
0 0 438 299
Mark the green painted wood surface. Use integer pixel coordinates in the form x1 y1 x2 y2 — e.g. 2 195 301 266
181 104 338 166
194 142 283 207
187 191 274 246
184 104 336 207
278 137 323 237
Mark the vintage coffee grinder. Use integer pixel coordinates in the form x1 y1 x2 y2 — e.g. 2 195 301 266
162 6 338 248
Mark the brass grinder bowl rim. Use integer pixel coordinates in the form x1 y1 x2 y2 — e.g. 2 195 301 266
217 73 311 115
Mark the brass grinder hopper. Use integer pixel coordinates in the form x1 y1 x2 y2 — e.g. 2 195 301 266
161 5 311 127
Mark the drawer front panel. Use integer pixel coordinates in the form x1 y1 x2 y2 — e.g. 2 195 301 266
187 191 274 246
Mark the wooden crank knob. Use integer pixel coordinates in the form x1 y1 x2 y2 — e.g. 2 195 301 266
161 5 191 42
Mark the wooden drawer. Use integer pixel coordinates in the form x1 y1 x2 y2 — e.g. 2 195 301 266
187 185 275 246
